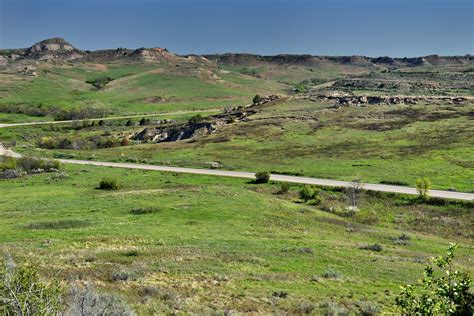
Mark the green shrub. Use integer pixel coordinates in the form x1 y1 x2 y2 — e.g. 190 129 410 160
380 180 409 186
0 157 17 171
296 302 316 314
16 157 61 172
130 207 160 215
86 76 113 89
111 269 136 282
356 301 379 315
255 171 270 184
415 178 431 200
67 284 134 315
299 186 315 202
0 256 64 315
277 182 290 194
354 209 379 224
98 178 122 190
307 195 323 205
252 95 262 104
322 269 341 279
359 243 383 252
396 244 473 315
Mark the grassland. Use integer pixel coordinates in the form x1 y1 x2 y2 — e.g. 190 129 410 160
6 98 472 191
0 50 473 313
0 60 286 123
0 163 472 314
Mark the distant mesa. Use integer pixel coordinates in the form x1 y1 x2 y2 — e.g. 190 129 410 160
24 37 83 61
0 37 472 67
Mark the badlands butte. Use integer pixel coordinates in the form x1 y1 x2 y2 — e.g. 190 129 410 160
0 38 473 314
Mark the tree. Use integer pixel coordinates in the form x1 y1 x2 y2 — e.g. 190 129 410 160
0 256 63 315
299 186 315 202
255 171 270 184
252 95 262 104
345 178 364 208
395 244 473 315
416 178 431 200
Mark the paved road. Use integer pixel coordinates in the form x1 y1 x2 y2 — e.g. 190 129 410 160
0 108 220 129
1 143 471 200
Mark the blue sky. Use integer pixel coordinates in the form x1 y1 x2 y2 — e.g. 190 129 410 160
0 0 472 56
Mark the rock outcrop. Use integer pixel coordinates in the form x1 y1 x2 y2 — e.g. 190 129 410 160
132 95 284 143
24 37 83 60
309 94 468 107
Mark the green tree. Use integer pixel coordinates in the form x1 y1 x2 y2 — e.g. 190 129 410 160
255 171 270 184
0 256 64 315
395 244 473 315
252 95 262 104
299 186 315 202
415 178 431 200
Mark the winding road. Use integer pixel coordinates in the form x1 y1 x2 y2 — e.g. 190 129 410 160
0 142 472 201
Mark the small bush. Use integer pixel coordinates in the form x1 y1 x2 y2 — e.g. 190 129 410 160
252 94 262 104
320 301 349 315
0 157 17 171
299 186 315 202
130 207 160 215
255 171 270 184
357 301 380 315
396 244 473 315
277 182 290 194
322 269 341 279
354 209 378 224
98 178 122 190
139 285 160 297
67 284 134 315
393 233 411 245
110 269 136 282
296 302 316 314
121 250 140 257
86 76 113 89
0 256 64 315
379 180 409 186
307 195 323 205
415 178 431 200
359 243 383 252
0 169 22 179
17 157 61 172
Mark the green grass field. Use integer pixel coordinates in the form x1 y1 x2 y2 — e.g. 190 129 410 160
7 98 472 191
0 61 286 123
0 53 473 314
1 163 472 314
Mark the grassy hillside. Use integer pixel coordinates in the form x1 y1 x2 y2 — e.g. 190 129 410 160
7 98 472 191
0 47 473 313
0 164 472 314
0 60 287 123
